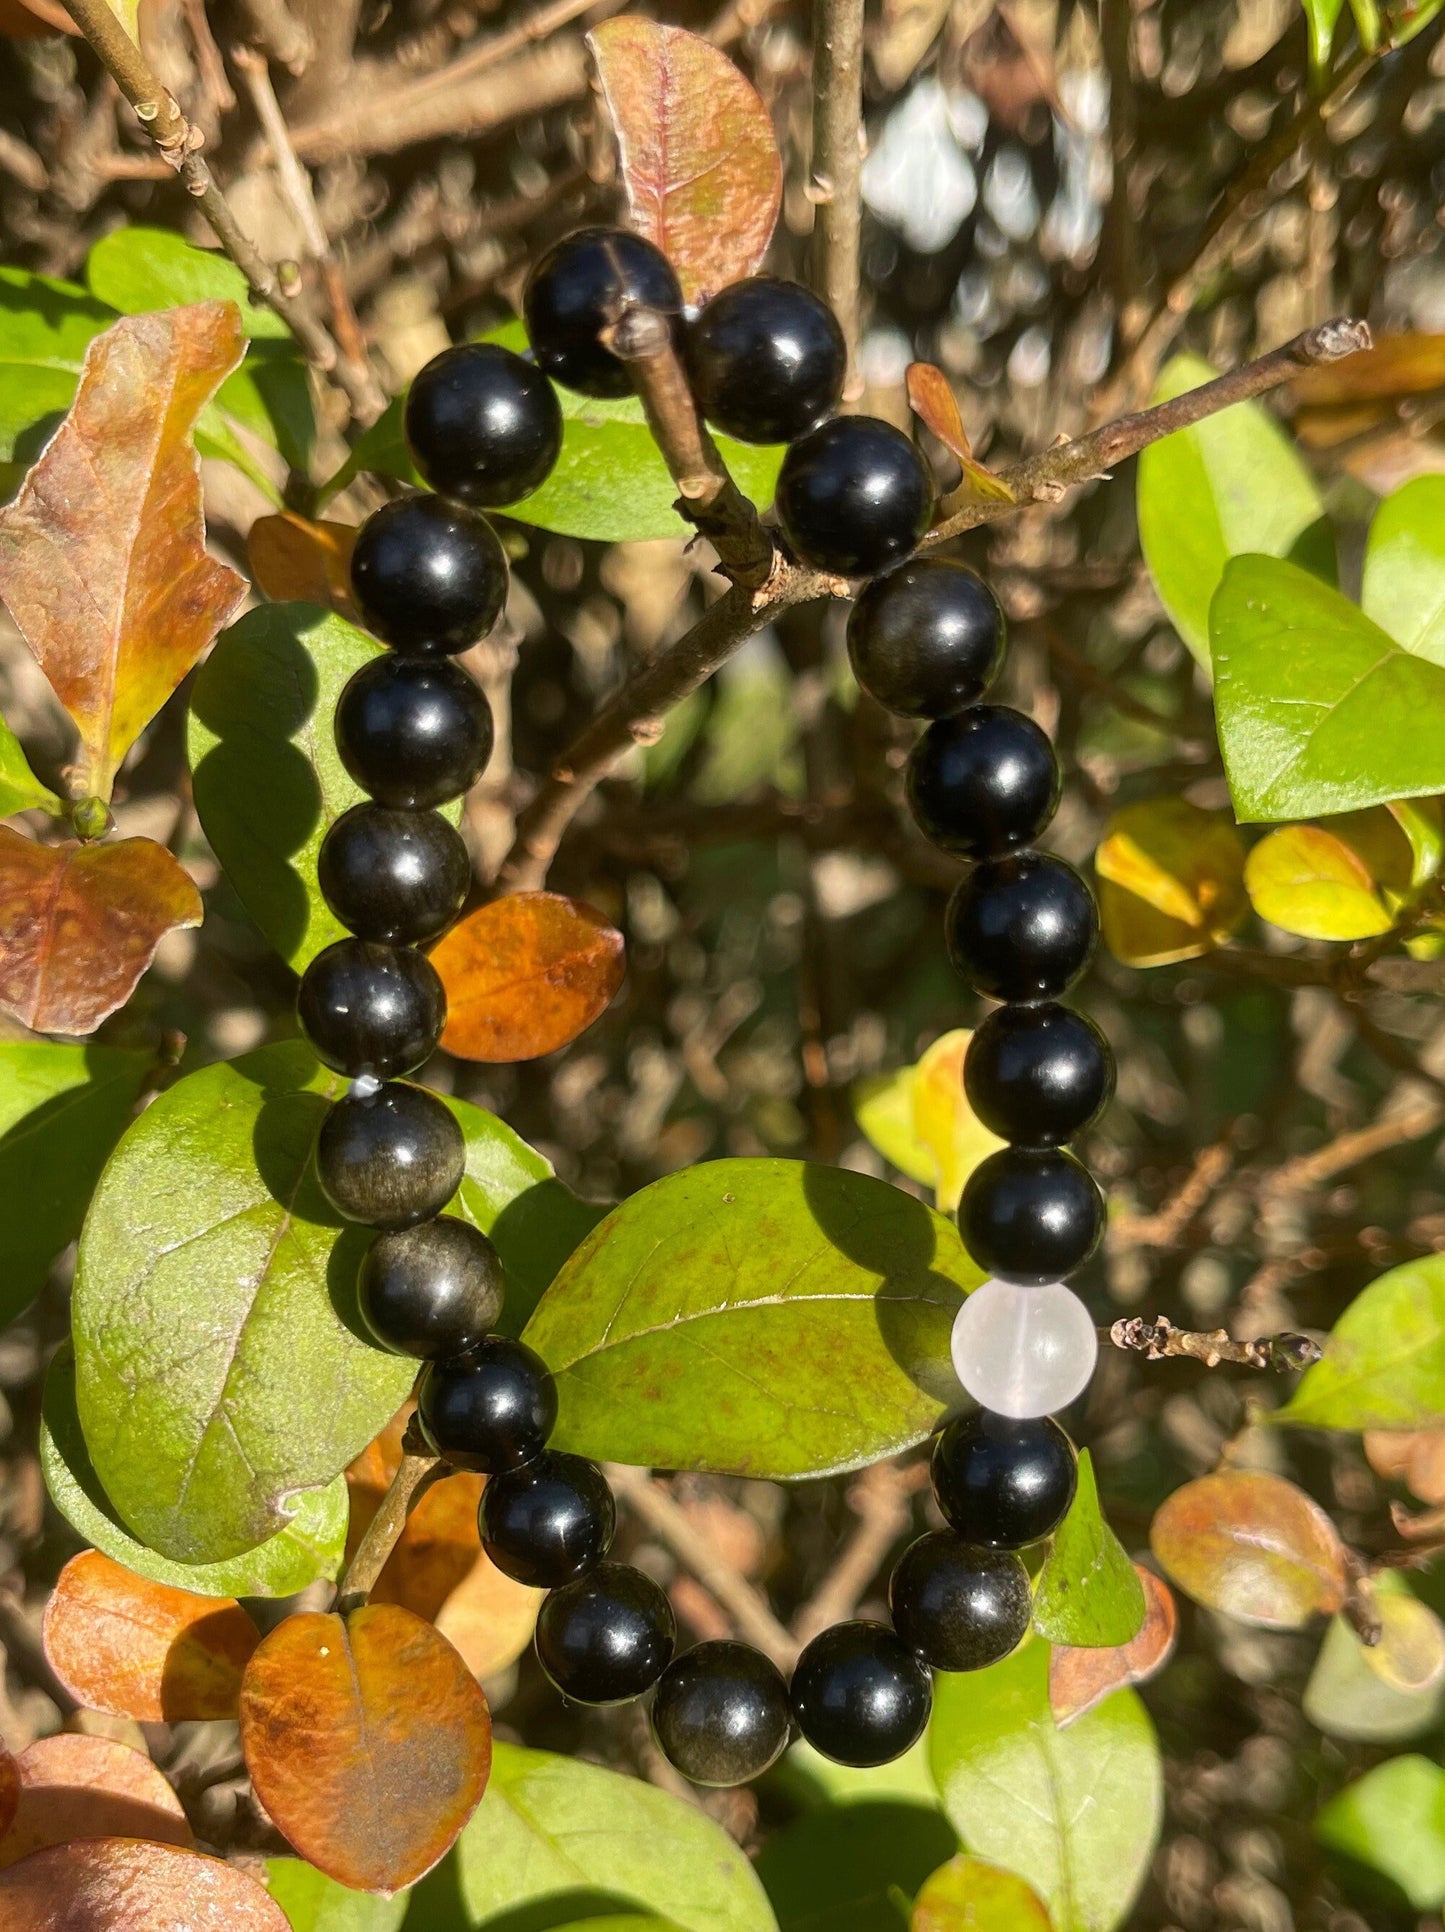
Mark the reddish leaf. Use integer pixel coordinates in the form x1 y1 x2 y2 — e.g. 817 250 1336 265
0 304 246 800
0 829 202 1035
432 891 625 1062
238 1603 492 1893
0 0 77 34
248 513 359 619
906 362 1015 505
0 1839 289 1932
1150 1470 1349 1630
0 1736 191 1870
1049 1566 1179 1725
588 18 782 304
42 1551 259 1722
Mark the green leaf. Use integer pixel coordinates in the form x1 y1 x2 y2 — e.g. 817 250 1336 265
1137 353 1331 668
40 1346 347 1599
523 1158 980 1479
0 710 59 817
87 226 290 339
314 395 420 509
1032 1451 1146 1649
218 351 316 475
266 1860 409 1932
1279 1253 1445 1429
928 1640 1163 1932
0 1041 151 1321
911 1856 1054 1932
1303 1577 1445 1742
454 1741 778 1932
755 1801 957 1932
773 1738 940 1813
0 267 113 466
1316 1755 1445 1910
1301 0 1347 70
1361 475 1445 665
1210 554 1445 821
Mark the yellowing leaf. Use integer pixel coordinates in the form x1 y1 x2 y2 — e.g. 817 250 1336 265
853 1029 1002 1211
1244 815 1411 940
1150 1471 1348 1629
1095 798 1247 966
906 363 1014 506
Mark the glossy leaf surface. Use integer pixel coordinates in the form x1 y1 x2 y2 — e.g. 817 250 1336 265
433 893 625 1063
1281 1255 1445 1429
1095 798 1247 966
1048 1568 1178 1726
0 1839 289 1932
1033 1451 1146 1649
1149 1471 1348 1628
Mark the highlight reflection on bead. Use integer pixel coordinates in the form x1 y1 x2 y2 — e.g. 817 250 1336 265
950 1277 1098 1419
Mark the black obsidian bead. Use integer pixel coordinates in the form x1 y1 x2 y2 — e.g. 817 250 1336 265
405 342 563 507
964 1002 1113 1146
535 1561 677 1705
350 494 507 655
523 226 683 399
318 803 470 947
931 1411 1078 1549
297 939 446 1079
651 1641 793 1787
775 416 934 578
417 1335 558 1473
316 1081 464 1229
847 560 1006 720
946 852 1098 1002
908 708 1060 859
357 1215 505 1359
686 277 846 445
480 1451 616 1588
958 1146 1105 1286
888 1531 1031 1672
790 1621 932 1767
336 655 493 812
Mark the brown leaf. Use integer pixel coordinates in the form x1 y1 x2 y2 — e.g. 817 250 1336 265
1049 1566 1179 1725
588 18 782 305
906 362 1015 505
238 1604 492 1893
0 0 77 34
0 1736 192 1870
0 304 246 800
0 829 202 1035
1366 1428 1445 1506
0 1747 16 1842
1150 1471 1348 1630
248 513 359 618
0 1839 289 1932
41 1551 259 1722
432 891 625 1062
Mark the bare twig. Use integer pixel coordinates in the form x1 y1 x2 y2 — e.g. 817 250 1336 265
1109 1139 1237 1252
793 1460 926 1645
180 0 237 120
810 0 865 394
1110 1315 1321 1372
0 126 49 193
334 1431 441 1614
1258 1099 1443 1202
235 0 314 74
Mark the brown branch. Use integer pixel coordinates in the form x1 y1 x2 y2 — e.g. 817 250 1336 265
793 1460 926 1646
0 127 48 193
334 1433 441 1614
1108 1139 1237 1253
1110 1315 1321 1372
234 0 314 73
810 0 865 395
180 0 237 120
1258 1099 1443 1203
607 1464 798 1670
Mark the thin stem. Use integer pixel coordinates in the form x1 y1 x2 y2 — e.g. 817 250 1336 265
1109 1315 1322 1372
810 0 865 395
334 1440 441 1614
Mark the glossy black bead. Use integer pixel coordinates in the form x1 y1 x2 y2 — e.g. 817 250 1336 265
350 494 507 655
405 342 563 507
316 1081 464 1229
775 416 934 579
945 852 1098 1002
847 560 1006 720
964 1002 1113 1146
908 707 1060 859
931 1411 1078 1549
480 1450 616 1588
686 277 846 445
889 1531 1031 1672
958 1146 1105 1286
357 1215 505 1359
336 654 493 811
417 1335 558 1473
297 939 446 1079
790 1620 932 1768
651 1641 793 1787
318 803 470 946
523 226 683 399
535 1561 676 1705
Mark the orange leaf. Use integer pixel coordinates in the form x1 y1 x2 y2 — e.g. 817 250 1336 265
1366 1427 1445 1506
1049 1566 1179 1725
0 304 246 800
906 362 1014 505
248 513 359 618
0 0 77 34
41 1551 259 1722
432 891 625 1062
588 18 782 305
0 1839 289 1932
238 1604 492 1893
0 1735 192 1870
0 829 202 1035
1150 1470 1348 1630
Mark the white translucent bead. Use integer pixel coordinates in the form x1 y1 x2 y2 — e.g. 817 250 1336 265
950 1278 1098 1419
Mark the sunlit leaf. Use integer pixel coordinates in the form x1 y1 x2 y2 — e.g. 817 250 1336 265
0 830 202 1035
433 893 625 1063
250 514 359 618
0 1735 191 1870
1243 819 1403 940
911 1855 1052 1931
1304 1579 1445 1742
906 363 1014 505
0 1839 290 1931
852 1029 1002 1210
1049 1566 1178 1726
589 18 782 304
264 1860 409 1932
1149 1470 1348 1628
41 1550 259 1722
1280 1254 1445 1430
1095 797 1247 966
86 227 290 341
0 711 59 819
1033 1450 1146 1649
0 304 247 799
239 1604 492 1894
0 269 111 468
1316 1754 1445 1910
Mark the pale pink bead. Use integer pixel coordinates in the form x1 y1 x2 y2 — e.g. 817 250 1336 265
950 1277 1098 1419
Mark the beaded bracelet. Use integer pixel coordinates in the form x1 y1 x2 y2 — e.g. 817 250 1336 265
295 226 1106 1788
